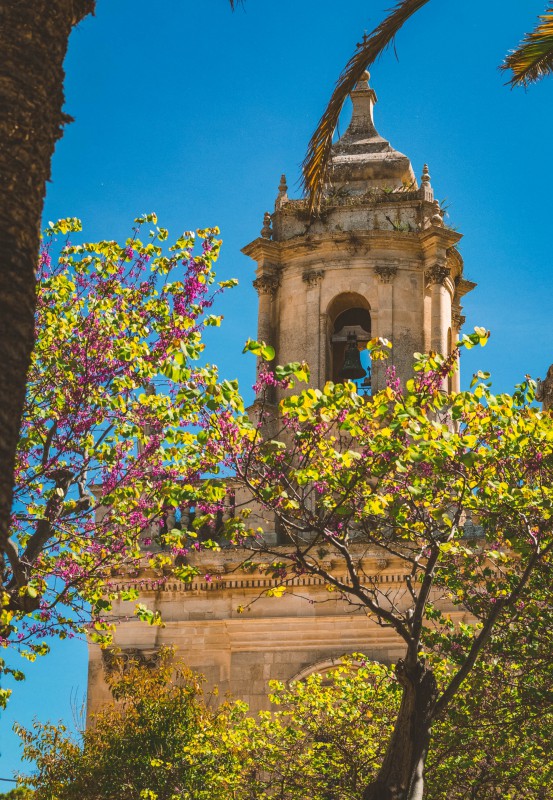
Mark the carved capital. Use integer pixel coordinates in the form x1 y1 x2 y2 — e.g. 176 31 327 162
302 269 325 287
425 264 450 287
253 273 280 296
374 265 398 284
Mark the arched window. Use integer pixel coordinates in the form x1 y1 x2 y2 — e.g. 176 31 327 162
328 295 372 386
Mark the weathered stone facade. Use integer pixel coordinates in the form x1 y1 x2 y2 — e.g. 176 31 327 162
87 73 476 716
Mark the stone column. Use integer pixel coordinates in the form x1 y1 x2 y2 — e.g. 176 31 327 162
451 307 465 392
253 272 280 396
425 264 451 356
253 272 279 348
374 265 397 391
302 269 325 388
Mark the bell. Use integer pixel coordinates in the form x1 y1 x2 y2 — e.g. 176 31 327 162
340 333 367 381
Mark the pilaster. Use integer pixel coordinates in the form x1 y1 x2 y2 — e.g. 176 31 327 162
302 269 325 388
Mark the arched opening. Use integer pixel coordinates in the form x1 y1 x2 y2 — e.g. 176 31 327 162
327 294 372 386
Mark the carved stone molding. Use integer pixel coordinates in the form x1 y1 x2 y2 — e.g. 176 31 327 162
374 265 398 284
425 264 450 287
102 647 161 674
452 309 465 329
253 273 280 296
302 269 325 286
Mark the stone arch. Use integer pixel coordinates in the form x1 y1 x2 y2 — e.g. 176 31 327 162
289 654 385 685
326 293 372 383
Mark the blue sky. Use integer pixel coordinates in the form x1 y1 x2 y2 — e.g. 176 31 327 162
1 0 552 780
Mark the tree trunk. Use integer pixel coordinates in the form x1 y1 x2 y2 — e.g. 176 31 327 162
363 659 437 800
0 1 94 568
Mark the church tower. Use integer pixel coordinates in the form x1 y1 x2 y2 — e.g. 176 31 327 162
87 73 477 719
243 72 475 396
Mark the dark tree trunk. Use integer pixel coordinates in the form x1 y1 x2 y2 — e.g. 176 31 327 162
363 659 437 800
0 1 94 568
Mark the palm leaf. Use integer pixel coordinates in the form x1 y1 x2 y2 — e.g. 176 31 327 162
302 0 433 214
501 5 553 86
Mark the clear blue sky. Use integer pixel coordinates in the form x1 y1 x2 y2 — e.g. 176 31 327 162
1 0 552 780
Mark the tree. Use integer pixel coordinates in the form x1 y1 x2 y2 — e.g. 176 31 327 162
0 216 241 705
302 2 553 211
0 0 239 620
0 789 34 800
212 336 553 799
15 649 250 800
246 654 553 800
15 651 553 799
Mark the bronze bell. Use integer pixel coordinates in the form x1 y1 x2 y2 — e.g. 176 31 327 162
340 333 366 381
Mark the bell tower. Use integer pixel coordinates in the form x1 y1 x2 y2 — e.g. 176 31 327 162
87 72 479 721
243 72 475 395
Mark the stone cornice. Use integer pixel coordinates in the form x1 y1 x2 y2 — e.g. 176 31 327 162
455 278 477 298
243 230 439 265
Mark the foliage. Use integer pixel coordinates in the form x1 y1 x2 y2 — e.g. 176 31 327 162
502 5 553 87
302 2 553 211
1 217 241 705
0 789 34 799
15 650 249 800
212 332 553 798
16 652 553 800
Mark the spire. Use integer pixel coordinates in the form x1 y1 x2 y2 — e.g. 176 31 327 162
329 71 416 194
347 70 379 140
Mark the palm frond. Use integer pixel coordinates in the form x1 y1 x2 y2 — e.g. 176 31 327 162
302 0 432 214
502 5 553 87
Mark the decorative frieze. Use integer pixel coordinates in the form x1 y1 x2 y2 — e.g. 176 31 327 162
102 647 161 673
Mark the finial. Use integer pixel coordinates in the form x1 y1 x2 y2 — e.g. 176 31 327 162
275 174 289 210
431 199 444 227
261 211 272 239
420 163 434 201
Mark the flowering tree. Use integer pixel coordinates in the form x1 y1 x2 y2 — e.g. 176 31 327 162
0 1 242 596
213 336 553 800
0 217 241 704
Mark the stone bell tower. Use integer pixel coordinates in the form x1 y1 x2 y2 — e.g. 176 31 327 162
243 72 475 394
87 72 478 720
